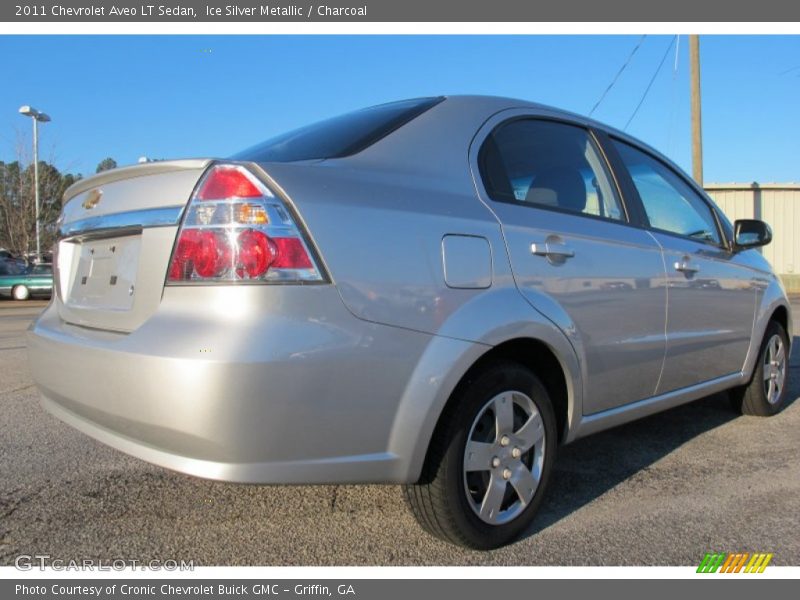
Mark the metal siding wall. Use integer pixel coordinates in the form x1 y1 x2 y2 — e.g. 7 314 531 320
707 186 800 277
708 188 753 222
762 190 778 271
779 188 800 275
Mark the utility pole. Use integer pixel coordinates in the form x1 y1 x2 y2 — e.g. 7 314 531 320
689 34 704 185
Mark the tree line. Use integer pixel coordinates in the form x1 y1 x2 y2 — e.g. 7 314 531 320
0 157 117 258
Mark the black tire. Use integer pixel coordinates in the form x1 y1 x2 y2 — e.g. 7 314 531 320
404 361 557 550
730 320 791 416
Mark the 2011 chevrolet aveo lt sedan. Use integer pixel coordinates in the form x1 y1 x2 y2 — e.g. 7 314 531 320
28 96 792 549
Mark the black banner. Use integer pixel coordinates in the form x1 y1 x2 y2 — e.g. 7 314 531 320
4 579 798 600
3 0 800 22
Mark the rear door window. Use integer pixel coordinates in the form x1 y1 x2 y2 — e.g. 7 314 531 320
479 119 625 222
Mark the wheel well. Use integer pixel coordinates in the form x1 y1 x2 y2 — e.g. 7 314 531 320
771 305 789 341
438 338 569 444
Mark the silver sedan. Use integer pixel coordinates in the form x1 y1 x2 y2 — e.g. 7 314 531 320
27 96 792 549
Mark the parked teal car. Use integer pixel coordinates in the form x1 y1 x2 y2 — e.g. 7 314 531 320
0 263 53 300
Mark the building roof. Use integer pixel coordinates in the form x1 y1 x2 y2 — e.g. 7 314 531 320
705 183 800 190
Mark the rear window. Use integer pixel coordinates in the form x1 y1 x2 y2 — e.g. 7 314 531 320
231 97 444 163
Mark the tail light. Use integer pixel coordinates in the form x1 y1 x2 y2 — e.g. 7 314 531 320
167 164 324 284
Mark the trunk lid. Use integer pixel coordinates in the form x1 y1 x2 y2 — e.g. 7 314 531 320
55 160 210 332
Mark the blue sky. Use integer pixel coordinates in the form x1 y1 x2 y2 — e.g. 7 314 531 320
1 35 798 183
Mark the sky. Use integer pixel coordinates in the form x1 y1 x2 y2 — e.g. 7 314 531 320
1 35 798 183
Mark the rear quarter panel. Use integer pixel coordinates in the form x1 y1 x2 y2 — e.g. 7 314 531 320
257 160 512 337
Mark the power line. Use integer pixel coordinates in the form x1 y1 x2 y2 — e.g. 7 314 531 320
624 36 678 131
589 35 647 117
667 35 681 158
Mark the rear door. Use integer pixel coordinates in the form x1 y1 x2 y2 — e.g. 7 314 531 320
473 116 667 415
609 139 757 393
25 264 52 294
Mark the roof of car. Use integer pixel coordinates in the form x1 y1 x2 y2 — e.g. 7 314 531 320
438 94 652 147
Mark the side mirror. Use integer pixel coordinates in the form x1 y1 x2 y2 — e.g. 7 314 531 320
733 219 772 250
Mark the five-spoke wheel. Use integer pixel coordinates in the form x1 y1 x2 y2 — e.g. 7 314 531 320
463 391 546 525
763 333 787 405
731 320 791 416
405 361 556 550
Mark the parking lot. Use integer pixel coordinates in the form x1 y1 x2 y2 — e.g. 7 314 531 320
1 299 798 566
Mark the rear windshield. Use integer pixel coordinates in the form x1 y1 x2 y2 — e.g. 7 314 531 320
231 97 444 163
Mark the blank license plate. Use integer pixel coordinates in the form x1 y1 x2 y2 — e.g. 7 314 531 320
66 237 141 311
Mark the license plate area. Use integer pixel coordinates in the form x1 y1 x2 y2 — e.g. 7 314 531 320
67 237 141 311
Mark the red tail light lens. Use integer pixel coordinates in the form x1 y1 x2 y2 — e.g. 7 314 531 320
236 230 275 278
167 164 323 284
169 230 232 280
196 166 262 200
272 237 313 269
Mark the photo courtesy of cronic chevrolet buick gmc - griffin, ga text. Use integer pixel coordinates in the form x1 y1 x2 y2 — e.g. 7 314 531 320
27 96 792 549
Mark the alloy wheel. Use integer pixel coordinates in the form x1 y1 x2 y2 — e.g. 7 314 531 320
463 390 546 525
763 334 787 405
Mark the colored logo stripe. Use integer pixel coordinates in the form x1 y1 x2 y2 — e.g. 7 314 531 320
745 553 773 573
697 553 726 573
697 552 773 573
720 553 749 573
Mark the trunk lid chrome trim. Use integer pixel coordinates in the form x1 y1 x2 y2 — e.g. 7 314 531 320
59 206 184 241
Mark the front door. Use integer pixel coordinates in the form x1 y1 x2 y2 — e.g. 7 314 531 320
611 139 757 393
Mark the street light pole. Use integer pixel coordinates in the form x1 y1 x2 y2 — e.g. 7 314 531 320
18 105 51 263
32 115 40 260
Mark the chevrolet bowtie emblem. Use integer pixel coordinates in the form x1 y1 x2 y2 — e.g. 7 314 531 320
82 189 103 210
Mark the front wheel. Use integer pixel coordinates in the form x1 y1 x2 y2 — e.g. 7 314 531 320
730 320 791 416
405 361 557 550
12 285 30 301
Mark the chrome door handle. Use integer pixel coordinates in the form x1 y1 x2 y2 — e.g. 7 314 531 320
674 259 699 274
531 242 575 259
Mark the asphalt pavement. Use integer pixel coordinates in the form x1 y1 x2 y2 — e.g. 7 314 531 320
1 298 798 566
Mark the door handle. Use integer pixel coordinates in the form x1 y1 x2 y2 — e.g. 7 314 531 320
531 242 575 259
674 259 699 274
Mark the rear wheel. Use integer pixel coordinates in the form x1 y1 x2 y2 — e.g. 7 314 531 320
730 320 790 416
12 285 30 301
405 361 557 550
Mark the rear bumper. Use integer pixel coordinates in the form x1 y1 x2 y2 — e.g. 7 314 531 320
27 285 437 484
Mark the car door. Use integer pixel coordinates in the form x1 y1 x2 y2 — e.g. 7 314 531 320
0 262 13 294
28 265 52 294
609 139 757 393
473 116 667 415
